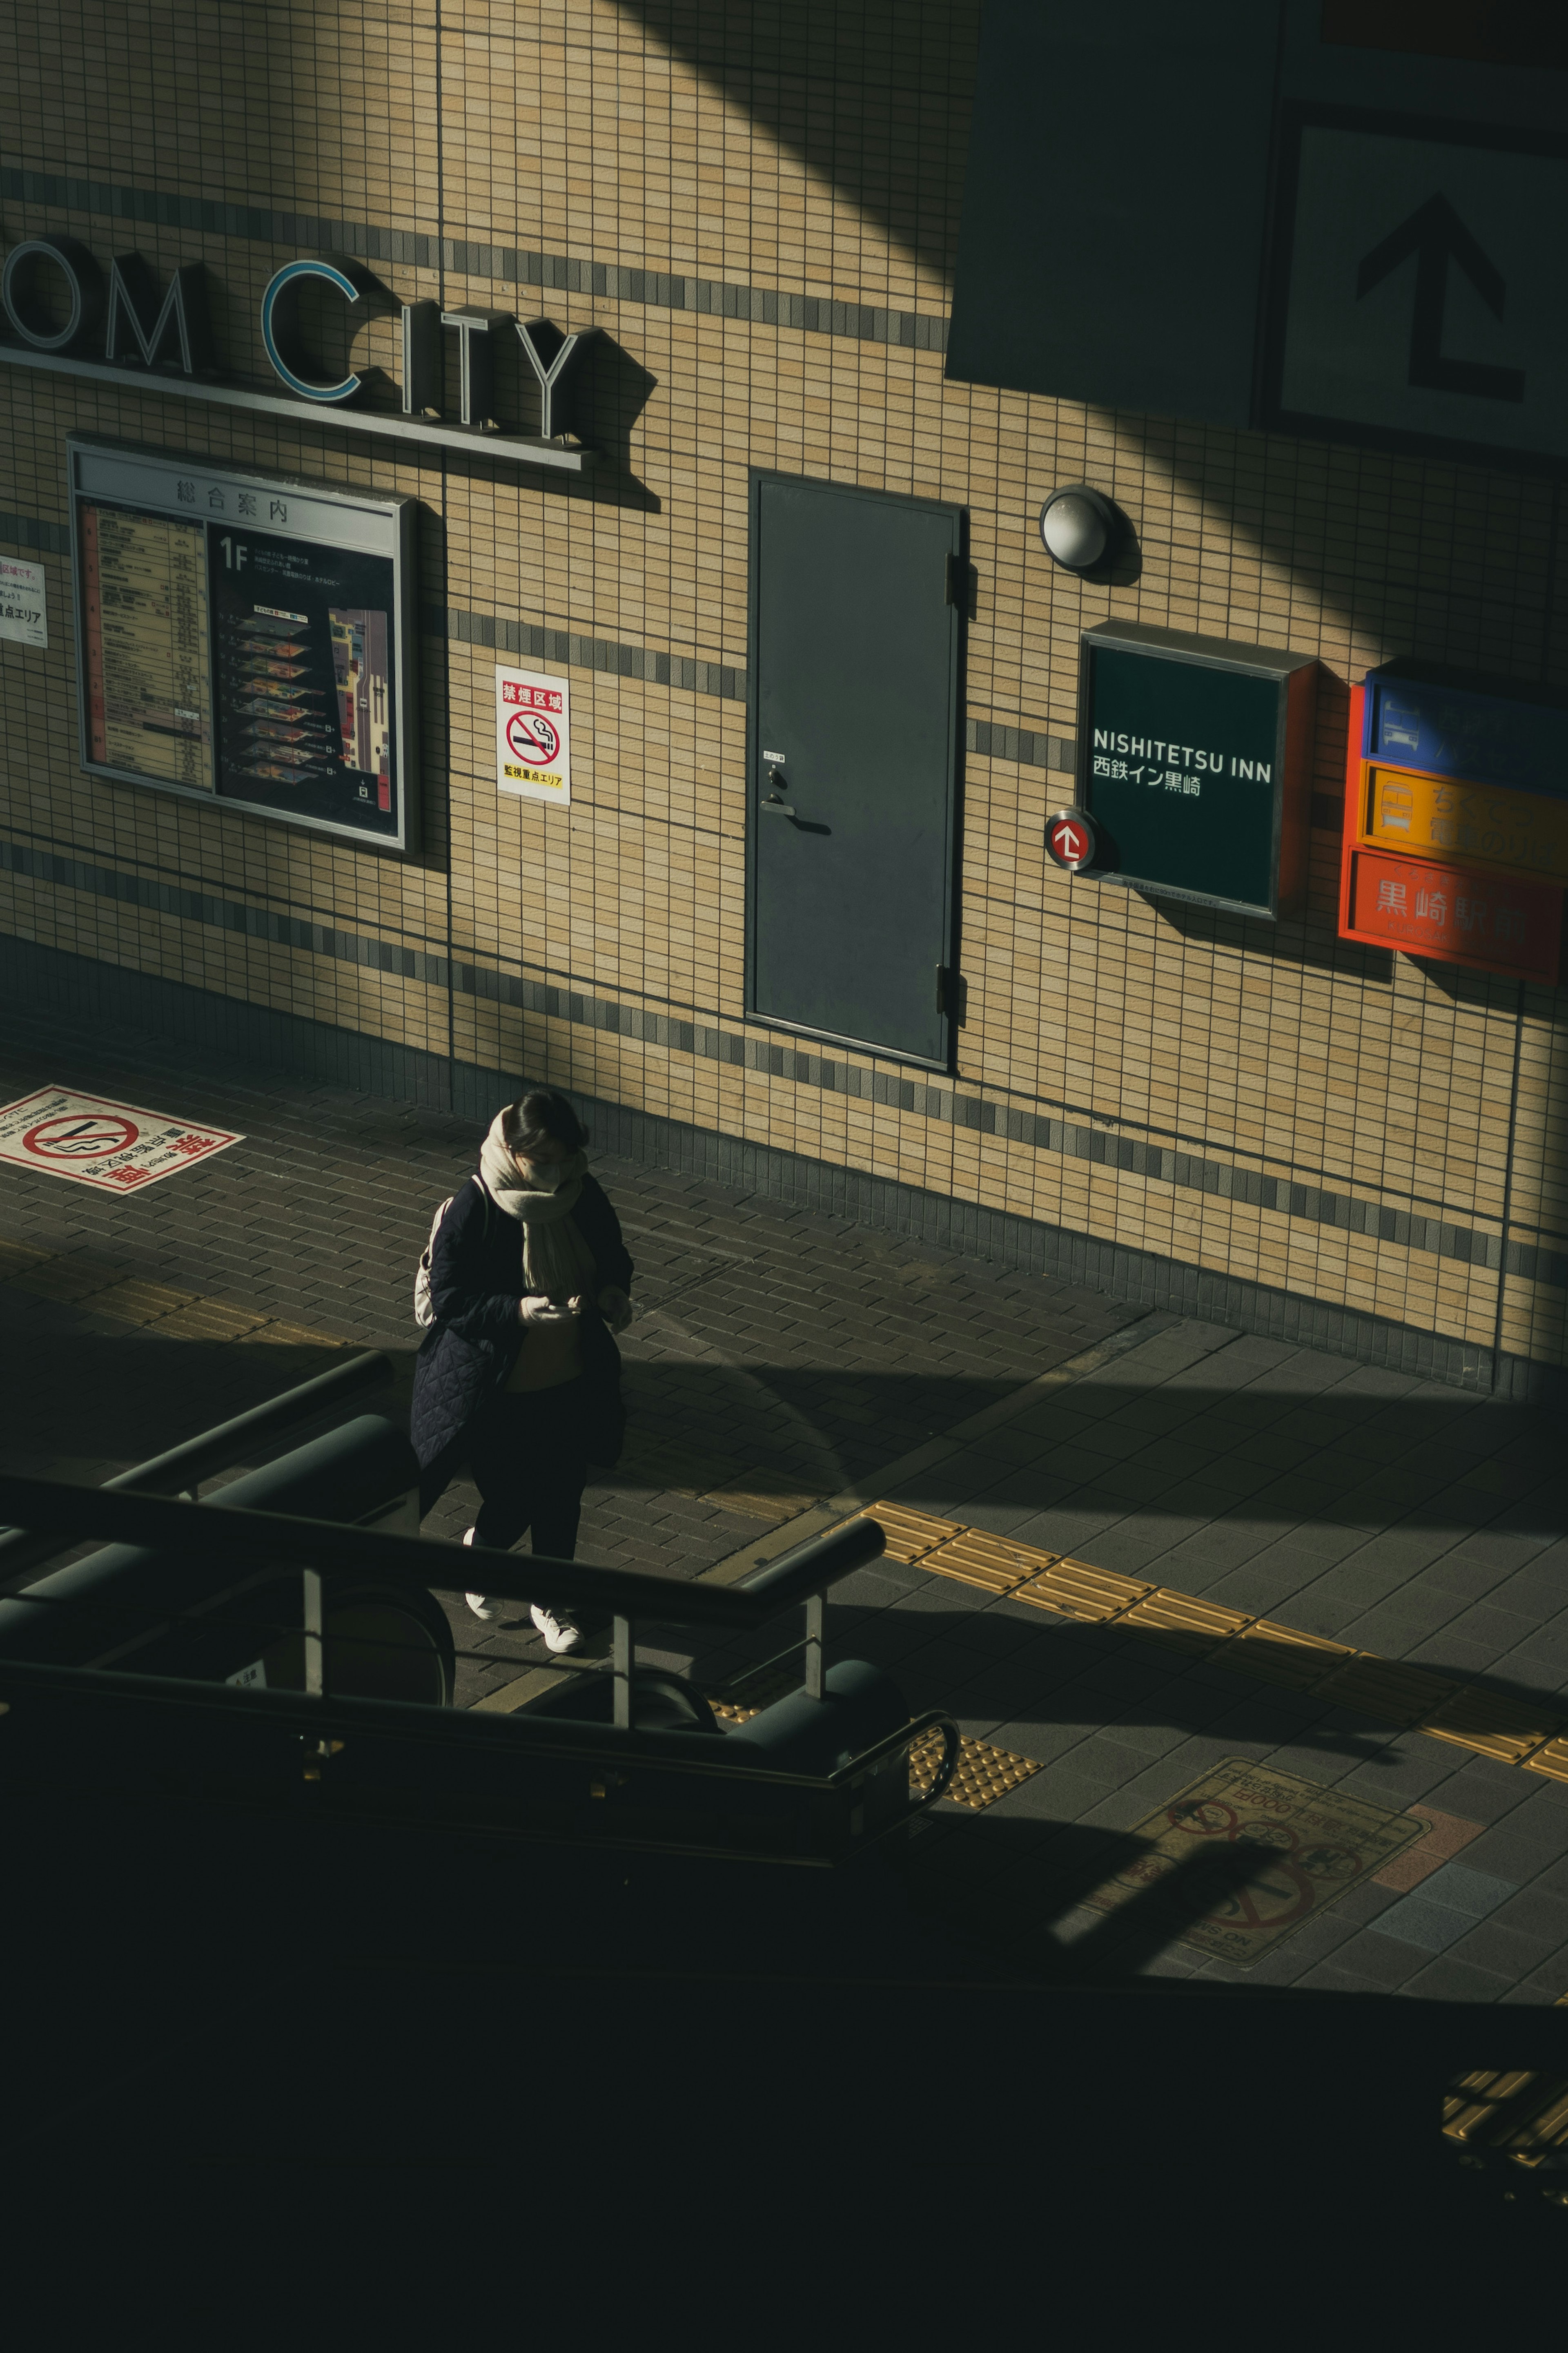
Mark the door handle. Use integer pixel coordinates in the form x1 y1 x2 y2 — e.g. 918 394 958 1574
760 798 796 815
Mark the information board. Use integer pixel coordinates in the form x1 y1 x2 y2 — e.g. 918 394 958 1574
68 438 419 852
1076 623 1318 919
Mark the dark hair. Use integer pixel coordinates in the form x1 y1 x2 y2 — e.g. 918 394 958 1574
501 1089 586 1156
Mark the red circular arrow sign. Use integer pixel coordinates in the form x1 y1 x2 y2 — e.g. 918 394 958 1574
1046 809 1096 871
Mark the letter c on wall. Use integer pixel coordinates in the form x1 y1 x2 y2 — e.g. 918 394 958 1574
260 257 370 402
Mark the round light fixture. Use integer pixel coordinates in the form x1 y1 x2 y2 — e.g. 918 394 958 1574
1038 484 1117 573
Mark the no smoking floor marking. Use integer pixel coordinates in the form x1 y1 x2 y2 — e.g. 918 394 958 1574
1084 1757 1422 1966
0 1086 243 1194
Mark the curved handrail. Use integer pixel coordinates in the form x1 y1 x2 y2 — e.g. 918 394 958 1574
830 1708 962 1823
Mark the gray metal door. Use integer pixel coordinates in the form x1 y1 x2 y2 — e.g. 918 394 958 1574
746 473 962 1068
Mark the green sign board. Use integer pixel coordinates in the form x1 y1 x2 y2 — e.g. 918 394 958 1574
1077 622 1317 919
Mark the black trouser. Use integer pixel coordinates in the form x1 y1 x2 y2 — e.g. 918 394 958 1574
467 1380 590 1566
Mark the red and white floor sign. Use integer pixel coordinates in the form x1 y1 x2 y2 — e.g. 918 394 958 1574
0 1086 242 1193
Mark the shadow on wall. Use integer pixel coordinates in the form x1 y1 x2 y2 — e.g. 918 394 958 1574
1108 415 1567 683
611 0 983 290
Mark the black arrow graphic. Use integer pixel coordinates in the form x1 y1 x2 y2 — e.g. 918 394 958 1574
1356 192 1525 403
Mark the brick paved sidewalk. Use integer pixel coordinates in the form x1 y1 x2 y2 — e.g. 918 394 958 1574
681 1318 1568 2006
2 1004 1566 2004
0 1001 1140 1657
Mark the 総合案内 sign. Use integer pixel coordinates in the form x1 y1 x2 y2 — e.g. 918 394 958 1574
1077 622 1318 919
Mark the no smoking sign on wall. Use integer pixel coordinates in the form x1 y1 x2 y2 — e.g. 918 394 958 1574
496 666 571 806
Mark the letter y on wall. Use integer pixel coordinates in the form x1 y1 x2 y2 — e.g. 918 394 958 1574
515 319 597 439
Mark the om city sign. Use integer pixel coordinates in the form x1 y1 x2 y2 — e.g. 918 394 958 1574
0 235 595 471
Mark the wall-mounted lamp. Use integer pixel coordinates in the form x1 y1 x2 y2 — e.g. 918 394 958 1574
1037 483 1119 573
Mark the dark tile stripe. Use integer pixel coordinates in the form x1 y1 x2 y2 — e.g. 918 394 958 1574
967 717 1076 776
0 167 949 354
4 929 1561 1403
2 833 1554 1291
430 606 745 701
0 506 1074 761
0 509 69 555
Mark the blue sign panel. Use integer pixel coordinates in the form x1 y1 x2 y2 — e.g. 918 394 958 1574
1362 662 1568 798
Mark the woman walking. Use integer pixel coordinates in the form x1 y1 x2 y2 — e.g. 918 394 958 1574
411 1090 634 1654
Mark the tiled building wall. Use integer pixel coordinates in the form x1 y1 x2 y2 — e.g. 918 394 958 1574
2 0 1566 1375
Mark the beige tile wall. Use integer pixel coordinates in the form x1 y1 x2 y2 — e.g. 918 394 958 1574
2 0 1565 1367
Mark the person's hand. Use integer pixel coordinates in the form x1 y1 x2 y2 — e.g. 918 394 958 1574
597 1285 633 1333
519 1295 573 1327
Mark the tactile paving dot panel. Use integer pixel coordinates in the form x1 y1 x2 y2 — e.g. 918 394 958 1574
908 1728 1044 1809
713 1702 1042 1811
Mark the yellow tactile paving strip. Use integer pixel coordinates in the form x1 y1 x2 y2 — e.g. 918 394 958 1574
1445 2003 1568 2195
0 1236 340 1348
860 1505 1568 1783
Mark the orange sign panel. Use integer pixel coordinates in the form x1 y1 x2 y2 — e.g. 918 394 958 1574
1340 845 1562 980
1360 761 1568 885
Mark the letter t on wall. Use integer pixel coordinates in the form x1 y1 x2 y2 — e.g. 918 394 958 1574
438 308 509 426
401 300 442 415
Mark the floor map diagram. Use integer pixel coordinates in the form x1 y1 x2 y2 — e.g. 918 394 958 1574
331 609 392 803
209 530 399 836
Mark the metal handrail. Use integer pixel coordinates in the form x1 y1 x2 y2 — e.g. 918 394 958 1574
0 1472 884 1633
0 1352 394 1586
0 1647 952 1789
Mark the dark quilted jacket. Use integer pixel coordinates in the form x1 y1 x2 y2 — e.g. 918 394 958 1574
410 1171 634 1482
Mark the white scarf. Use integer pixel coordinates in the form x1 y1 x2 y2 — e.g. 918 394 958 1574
477 1114 599 1300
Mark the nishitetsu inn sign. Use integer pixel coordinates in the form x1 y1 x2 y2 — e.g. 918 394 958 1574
1075 622 1319 922
0 235 595 472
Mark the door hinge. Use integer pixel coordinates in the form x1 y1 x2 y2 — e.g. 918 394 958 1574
944 551 963 607
936 965 965 1021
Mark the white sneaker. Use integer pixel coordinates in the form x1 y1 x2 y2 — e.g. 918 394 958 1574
461 1530 499 1619
530 1604 582 1655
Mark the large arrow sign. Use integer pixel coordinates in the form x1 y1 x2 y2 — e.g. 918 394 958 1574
1356 193 1524 404
1272 114 1564 466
